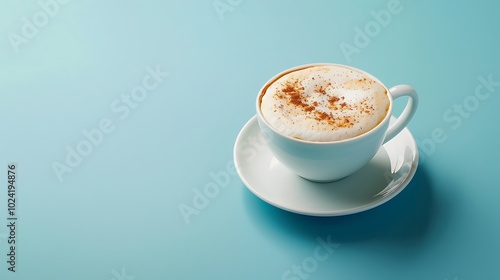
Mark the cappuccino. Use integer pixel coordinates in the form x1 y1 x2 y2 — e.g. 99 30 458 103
260 65 390 142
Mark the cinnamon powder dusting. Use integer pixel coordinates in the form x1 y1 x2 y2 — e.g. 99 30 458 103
328 96 340 105
275 80 358 129
315 85 327 95
260 66 389 141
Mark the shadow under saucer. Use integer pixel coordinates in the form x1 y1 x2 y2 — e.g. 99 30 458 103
242 165 435 246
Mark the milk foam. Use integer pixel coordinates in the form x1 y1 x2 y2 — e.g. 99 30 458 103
260 65 389 142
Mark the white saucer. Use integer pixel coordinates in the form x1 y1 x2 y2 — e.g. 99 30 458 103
234 116 419 216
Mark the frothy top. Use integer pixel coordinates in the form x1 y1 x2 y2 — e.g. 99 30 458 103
260 65 389 142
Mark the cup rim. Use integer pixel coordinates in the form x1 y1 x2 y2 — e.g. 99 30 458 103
256 63 394 144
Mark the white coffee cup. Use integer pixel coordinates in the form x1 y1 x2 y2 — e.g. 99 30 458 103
256 63 418 182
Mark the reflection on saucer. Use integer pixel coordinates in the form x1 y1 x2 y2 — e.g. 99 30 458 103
269 157 280 170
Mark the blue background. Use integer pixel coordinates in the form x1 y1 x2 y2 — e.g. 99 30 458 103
0 0 499 279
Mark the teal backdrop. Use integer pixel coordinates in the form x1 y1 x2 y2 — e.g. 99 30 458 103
0 0 499 279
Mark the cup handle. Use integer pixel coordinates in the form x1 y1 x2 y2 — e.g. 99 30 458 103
383 85 419 144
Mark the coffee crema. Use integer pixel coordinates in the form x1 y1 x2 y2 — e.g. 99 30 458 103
260 65 390 142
